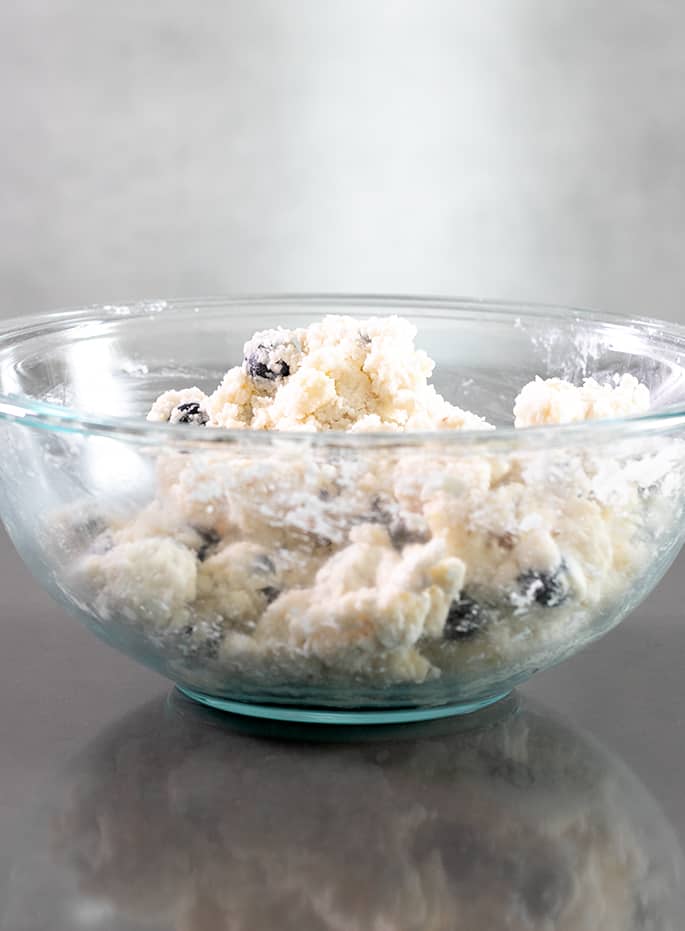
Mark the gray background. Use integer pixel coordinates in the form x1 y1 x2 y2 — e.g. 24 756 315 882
1 0 685 320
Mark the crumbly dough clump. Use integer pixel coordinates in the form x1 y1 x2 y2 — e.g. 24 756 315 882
514 374 650 427
61 315 677 698
147 315 493 432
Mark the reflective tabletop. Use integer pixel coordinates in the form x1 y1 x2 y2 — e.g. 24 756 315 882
1 528 684 929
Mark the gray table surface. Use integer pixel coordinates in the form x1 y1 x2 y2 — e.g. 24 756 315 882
0 523 684 929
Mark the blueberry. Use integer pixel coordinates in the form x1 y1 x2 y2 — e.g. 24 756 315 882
365 495 391 524
444 596 484 640
369 495 391 521
177 623 221 660
195 528 221 562
517 566 569 607
355 494 398 529
350 496 391 530
170 402 208 425
355 496 430 549
260 585 280 605
245 345 290 381
253 555 279 602
83 516 107 538
388 518 431 550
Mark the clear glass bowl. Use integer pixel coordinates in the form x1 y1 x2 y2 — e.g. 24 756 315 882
1 295 685 722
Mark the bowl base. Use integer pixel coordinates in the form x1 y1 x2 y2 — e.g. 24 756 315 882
176 686 512 724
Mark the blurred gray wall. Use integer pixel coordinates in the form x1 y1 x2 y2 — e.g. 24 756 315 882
1 0 684 320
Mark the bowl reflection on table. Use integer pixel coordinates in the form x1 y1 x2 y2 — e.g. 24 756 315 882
1 296 685 720
3 692 683 931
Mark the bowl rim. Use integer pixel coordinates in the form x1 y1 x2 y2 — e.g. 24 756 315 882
1 292 685 449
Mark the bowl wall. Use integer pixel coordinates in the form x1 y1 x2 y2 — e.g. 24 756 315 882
1 297 685 716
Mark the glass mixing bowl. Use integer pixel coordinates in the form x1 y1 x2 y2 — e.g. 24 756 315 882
1 295 684 723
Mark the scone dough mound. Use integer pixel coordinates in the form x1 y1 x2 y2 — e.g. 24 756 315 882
149 315 493 433
65 315 672 695
514 374 650 427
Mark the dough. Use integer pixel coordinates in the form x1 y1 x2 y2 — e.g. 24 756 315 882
148 315 493 432
68 315 682 695
514 374 650 427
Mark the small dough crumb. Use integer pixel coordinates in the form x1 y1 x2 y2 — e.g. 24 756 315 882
147 387 209 425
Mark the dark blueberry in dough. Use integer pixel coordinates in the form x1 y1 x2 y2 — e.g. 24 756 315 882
195 528 221 562
371 494 390 514
260 585 280 605
350 502 387 528
82 516 107 538
517 565 569 607
444 596 484 640
245 345 290 381
253 553 276 574
362 494 392 525
355 497 431 549
172 402 209 425
388 518 431 550
178 624 221 660
197 544 212 563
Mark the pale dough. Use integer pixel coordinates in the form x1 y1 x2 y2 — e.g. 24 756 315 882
69 315 680 693
514 374 650 427
148 315 492 432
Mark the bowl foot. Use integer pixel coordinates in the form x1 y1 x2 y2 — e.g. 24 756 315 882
175 686 512 724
